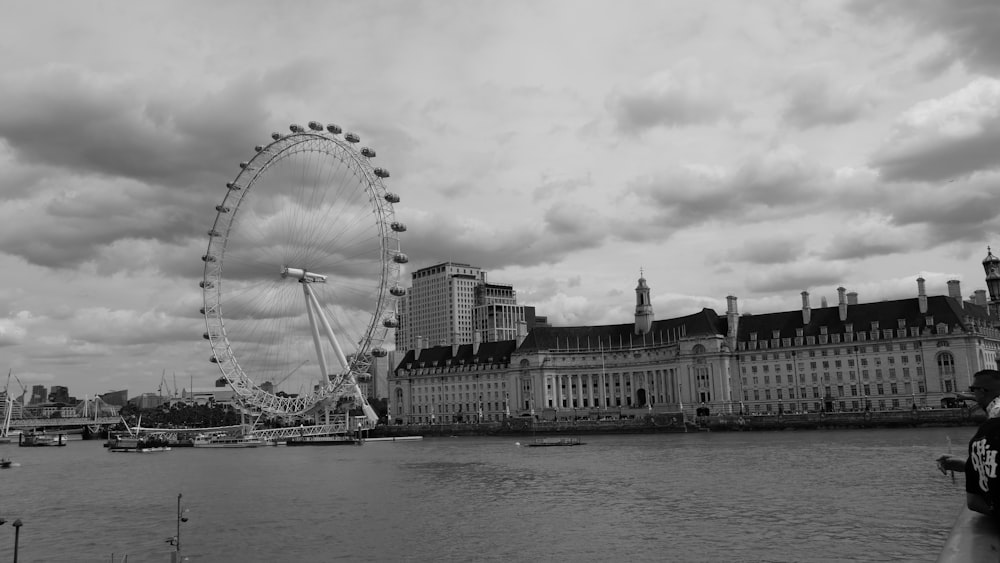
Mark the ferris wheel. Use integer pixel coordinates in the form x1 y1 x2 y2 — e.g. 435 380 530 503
200 121 407 419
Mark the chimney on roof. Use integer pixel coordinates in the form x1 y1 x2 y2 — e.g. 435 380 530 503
838 287 848 322
847 291 858 305
415 336 424 358
947 280 962 302
917 277 928 314
820 296 829 308
974 290 988 306
726 295 739 340
801 291 811 325
473 331 481 355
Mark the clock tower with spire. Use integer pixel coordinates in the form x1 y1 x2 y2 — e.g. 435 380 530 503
984 247 1000 323
634 269 654 335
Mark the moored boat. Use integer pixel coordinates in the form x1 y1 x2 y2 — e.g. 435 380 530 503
192 431 263 448
523 437 584 447
286 435 361 446
19 431 66 447
108 435 172 453
1 458 12 468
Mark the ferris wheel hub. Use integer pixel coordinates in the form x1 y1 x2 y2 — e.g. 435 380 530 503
280 266 328 283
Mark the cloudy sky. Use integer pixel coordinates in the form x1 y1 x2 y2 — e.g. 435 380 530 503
2 0 999 398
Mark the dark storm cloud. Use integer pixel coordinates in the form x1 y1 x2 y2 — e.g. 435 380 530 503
0 63 391 271
781 74 876 129
848 0 1000 75
869 78 1000 182
871 125 1000 182
624 149 825 240
607 67 734 134
401 203 608 272
0 66 268 187
724 237 808 265
820 232 912 261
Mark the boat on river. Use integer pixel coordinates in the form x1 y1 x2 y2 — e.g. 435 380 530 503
192 431 263 448
286 435 361 446
108 435 171 453
523 437 584 447
19 431 66 447
1 458 12 468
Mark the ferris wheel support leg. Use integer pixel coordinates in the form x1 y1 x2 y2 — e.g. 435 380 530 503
303 283 350 374
303 283 331 387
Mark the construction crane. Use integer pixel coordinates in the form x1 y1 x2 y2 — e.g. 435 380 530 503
158 369 172 399
14 375 27 406
273 360 309 390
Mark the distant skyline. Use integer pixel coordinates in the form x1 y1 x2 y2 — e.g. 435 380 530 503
1 1 999 397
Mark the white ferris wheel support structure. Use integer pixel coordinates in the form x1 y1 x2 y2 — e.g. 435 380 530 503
201 121 408 420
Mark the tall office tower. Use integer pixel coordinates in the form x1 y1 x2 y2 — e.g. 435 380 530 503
30 385 47 404
396 262 487 351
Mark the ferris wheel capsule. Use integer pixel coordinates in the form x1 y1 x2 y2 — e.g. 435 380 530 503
254 145 263 152
384 192 400 203
391 222 406 232
271 132 282 140
390 285 406 297
226 182 241 191
344 132 360 143
307 121 324 131
373 167 390 178
393 253 408 264
371 347 388 358
361 147 376 158
382 317 399 328
289 124 303 133
326 124 342 134
215 205 230 213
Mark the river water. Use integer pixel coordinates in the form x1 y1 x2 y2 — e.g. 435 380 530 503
0 427 972 562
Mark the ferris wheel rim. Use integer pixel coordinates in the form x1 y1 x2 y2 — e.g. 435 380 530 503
200 124 403 417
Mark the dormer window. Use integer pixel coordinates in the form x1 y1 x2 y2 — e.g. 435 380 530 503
820 326 828 335
796 328 804 337
750 332 758 341
772 330 781 339
897 319 906 329
845 323 853 333
871 321 879 331
926 316 934 326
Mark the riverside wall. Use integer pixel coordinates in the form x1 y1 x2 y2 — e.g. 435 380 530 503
368 408 983 438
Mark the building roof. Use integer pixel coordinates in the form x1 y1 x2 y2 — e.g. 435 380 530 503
734 295 989 341
396 340 519 368
517 308 725 351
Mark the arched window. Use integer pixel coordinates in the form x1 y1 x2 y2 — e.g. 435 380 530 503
937 352 955 376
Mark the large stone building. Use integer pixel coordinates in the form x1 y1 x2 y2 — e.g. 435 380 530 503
389 252 1000 423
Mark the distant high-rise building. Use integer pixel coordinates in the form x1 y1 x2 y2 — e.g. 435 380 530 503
395 262 541 352
48 385 69 404
99 389 128 407
30 385 47 404
395 262 487 351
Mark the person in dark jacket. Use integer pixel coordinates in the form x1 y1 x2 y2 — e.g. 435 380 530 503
937 369 1000 515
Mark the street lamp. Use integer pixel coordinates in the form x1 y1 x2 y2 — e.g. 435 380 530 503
168 493 189 563
12 518 22 563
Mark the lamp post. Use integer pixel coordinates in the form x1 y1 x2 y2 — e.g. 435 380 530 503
12 518 22 563
170 493 188 563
